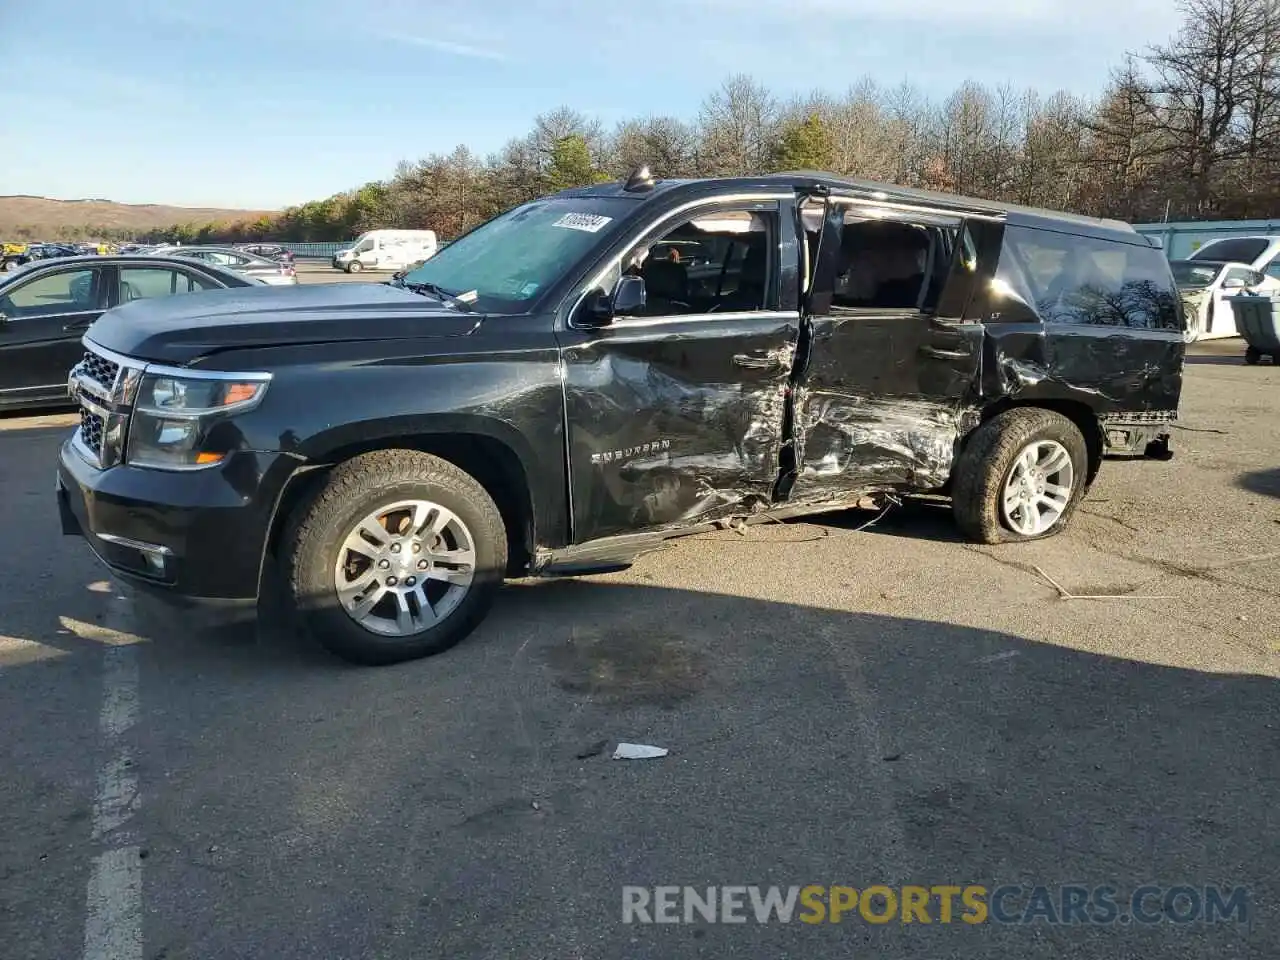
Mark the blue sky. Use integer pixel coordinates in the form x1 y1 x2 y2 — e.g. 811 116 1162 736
0 0 1176 210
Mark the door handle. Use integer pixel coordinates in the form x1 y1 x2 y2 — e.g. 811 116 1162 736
732 352 782 370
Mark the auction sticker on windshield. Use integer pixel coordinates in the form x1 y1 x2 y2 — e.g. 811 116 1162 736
553 213 613 233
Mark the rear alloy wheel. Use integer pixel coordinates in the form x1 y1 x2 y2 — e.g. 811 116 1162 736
283 450 506 665
999 440 1074 537
951 408 1088 544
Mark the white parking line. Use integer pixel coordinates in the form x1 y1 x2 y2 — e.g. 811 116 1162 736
83 588 143 960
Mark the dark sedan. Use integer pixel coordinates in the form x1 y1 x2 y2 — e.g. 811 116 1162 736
0 254 262 410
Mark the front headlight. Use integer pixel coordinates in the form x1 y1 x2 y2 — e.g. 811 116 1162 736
126 368 271 470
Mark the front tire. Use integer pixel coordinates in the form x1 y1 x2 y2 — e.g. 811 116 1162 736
346 260 363 273
282 450 507 665
951 408 1088 544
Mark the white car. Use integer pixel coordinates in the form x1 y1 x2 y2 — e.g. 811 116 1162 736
1173 236 1280 340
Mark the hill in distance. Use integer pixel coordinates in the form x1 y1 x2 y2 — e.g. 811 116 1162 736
0 195 277 236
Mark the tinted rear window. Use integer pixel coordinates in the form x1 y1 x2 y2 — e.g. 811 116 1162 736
1189 238 1269 263
996 226 1181 330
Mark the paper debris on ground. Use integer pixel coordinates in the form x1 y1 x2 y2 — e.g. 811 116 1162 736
612 743 669 760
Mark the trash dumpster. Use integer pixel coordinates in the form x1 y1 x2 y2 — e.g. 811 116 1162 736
1226 293 1280 364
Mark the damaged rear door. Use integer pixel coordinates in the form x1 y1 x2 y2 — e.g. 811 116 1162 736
558 195 802 542
786 196 997 499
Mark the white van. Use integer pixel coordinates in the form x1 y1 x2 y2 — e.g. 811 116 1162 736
332 229 438 273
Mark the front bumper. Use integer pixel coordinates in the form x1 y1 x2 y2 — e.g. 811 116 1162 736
57 437 301 601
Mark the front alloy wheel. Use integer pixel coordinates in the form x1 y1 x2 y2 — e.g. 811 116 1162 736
335 499 477 637
1000 440 1074 537
282 449 507 665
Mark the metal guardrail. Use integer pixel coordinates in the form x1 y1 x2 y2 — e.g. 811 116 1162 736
280 241 355 259
277 240 452 260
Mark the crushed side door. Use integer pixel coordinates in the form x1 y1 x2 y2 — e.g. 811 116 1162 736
783 199 998 501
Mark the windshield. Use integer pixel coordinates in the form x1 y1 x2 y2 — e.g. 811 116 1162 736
1189 238 1270 264
402 197 634 311
1170 260 1224 288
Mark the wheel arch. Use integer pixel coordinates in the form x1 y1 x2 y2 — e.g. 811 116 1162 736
969 397 1104 486
268 423 541 577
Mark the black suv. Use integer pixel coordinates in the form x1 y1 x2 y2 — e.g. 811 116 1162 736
58 170 1184 664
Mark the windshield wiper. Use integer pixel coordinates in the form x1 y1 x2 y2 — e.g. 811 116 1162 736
399 279 473 311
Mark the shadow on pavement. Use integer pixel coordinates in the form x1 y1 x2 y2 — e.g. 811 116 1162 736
1237 467 1280 499
25 577 1262 960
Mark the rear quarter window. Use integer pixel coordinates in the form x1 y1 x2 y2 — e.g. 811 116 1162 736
996 226 1181 330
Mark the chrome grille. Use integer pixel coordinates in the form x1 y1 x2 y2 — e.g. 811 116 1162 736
79 406 105 456
70 343 144 469
80 350 120 391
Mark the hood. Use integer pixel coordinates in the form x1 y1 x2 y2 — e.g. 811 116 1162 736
85 282 481 365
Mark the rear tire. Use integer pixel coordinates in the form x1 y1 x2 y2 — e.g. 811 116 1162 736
282 450 507 665
951 408 1088 544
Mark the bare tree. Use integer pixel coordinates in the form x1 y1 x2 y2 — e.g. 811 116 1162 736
696 75 780 176
1144 0 1261 215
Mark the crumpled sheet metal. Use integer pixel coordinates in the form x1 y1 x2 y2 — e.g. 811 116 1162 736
569 347 793 539
792 389 976 493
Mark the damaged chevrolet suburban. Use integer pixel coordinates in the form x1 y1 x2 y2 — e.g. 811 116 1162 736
58 170 1184 664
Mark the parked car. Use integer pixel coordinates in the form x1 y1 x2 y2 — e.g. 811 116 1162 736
28 243 82 261
0 254 262 409
1170 258 1279 340
332 229 437 273
1172 235 1280 340
236 243 295 263
58 169 1184 665
151 246 298 285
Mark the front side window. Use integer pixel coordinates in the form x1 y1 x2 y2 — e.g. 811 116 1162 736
616 207 775 317
355 239 376 253
119 267 215 302
1 268 102 318
403 197 634 312
996 226 1181 330
1224 266 1261 287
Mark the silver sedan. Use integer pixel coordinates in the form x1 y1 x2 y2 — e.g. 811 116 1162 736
151 246 299 285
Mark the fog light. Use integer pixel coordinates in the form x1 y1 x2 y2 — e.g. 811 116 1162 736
98 533 173 578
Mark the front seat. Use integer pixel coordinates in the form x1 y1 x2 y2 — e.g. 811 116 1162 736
720 243 768 311
641 258 690 315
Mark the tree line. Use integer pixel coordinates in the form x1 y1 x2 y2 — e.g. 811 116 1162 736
33 0 1280 244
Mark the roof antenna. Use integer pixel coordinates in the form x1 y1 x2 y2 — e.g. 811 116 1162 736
624 165 657 192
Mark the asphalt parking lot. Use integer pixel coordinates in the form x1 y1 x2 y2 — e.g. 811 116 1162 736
2 328 1278 959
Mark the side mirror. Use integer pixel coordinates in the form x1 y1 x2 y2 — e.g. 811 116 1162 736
578 276 646 328
611 275 646 316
